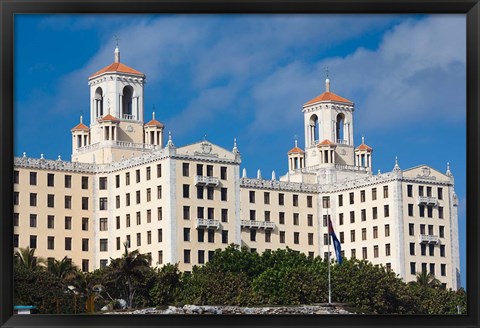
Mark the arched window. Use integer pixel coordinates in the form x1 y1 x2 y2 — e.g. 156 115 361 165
309 114 319 146
95 87 103 117
122 86 133 118
336 113 345 143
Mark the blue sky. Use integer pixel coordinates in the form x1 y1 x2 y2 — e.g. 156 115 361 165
14 14 467 287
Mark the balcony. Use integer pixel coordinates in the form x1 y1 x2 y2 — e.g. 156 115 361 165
195 219 220 230
419 234 440 244
194 175 219 187
121 114 136 120
241 220 276 230
417 196 438 206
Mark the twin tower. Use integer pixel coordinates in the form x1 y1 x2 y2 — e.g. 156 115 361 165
71 47 373 178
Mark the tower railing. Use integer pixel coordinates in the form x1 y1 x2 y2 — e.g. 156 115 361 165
121 114 136 120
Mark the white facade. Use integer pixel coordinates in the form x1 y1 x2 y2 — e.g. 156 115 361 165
13 48 460 290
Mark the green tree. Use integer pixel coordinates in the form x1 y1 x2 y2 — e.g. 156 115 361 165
105 243 150 308
149 263 183 306
409 271 441 289
14 247 45 271
47 256 79 282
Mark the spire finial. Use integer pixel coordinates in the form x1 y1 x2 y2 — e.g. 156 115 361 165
362 136 365 144
325 66 330 92
233 137 239 154
152 112 155 120
446 162 452 176
294 134 298 148
167 131 174 148
113 35 120 63
393 156 401 171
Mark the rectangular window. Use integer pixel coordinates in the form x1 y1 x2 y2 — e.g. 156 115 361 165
220 166 227 180
362 247 367 259
147 209 151 223
279 212 285 224
361 228 367 241
349 192 354 205
373 226 378 239
207 187 214 200
13 213 19 227
99 177 107 190
373 245 379 258
408 204 414 216
360 190 365 202
438 187 443 200
196 164 203 176
264 192 270 204
157 185 162 199
46 215 54 229
137 233 141 246
249 210 256 220
82 260 89 272
63 196 72 210
308 233 314 246
198 250 205 264
29 214 37 227
183 185 190 198
249 190 255 203
126 235 131 248
184 228 190 242
339 232 344 243
196 186 204 199
136 212 141 225
30 193 37 206
81 176 88 189
307 214 313 227
158 251 163 265
47 173 55 187
410 243 415 255
324 233 329 246
372 207 378 220
126 214 131 227
99 218 108 231
265 230 271 243
82 217 88 231
420 224 426 235
146 167 151 180
429 263 435 275
136 190 141 204
427 206 433 218
30 172 37 185
350 230 355 242
197 207 204 219
47 194 55 208
136 169 141 183
13 170 19 184
350 211 355 223
385 224 390 237
208 229 215 243
183 249 190 263
410 262 416 275
383 186 389 198
421 263 427 273
322 196 330 208
206 165 213 177
116 216 120 229
157 164 162 178
428 224 434 235
307 195 313 208
116 195 120 208
65 237 72 251
441 264 446 276
222 230 229 244
126 193 131 206
323 216 328 227
439 226 445 238
385 244 391 256
280 231 285 243
197 229 204 242
125 172 130 186
82 238 89 252
439 206 444 219
338 194 343 207
265 211 271 222
30 235 37 248
361 209 366 221
279 193 285 205
47 237 55 250
221 188 228 201
372 188 377 201
429 244 435 256
384 205 389 217
158 229 163 242
14 192 19 205
82 197 88 210
407 185 413 197
65 216 72 230
207 207 214 220
64 175 71 188
426 186 432 197
99 197 108 210
409 223 414 236
293 213 299 225
115 175 120 188
99 239 108 252
419 186 424 196
339 213 344 225
294 232 300 244
221 209 228 222
351 249 356 259
147 188 151 202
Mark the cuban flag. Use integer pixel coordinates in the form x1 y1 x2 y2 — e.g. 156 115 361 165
328 217 343 265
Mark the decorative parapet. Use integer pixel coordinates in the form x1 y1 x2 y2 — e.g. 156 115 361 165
75 141 158 154
419 234 440 244
241 220 275 230
417 196 438 206
195 219 220 230
240 177 320 193
14 156 97 173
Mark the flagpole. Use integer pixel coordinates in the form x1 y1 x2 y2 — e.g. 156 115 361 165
327 208 331 305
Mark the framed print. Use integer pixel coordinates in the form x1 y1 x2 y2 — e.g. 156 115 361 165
1 1 479 328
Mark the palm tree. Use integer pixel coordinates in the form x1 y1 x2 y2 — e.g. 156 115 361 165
106 242 150 308
409 271 441 288
14 247 46 271
47 256 79 282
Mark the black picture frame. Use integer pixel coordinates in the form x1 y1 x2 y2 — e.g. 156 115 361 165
1 1 479 327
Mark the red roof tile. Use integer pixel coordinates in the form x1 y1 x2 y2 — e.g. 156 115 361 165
98 114 119 122
304 92 353 106
90 62 144 79
317 139 335 147
356 143 373 151
71 122 89 131
145 119 164 128
288 146 304 154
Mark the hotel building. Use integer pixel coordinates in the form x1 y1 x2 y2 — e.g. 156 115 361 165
13 47 461 290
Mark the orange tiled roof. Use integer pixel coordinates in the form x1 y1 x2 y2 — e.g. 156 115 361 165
71 122 89 131
90 62 144 78
145 119 164 128
356 143 373 151
304 92 353 106
317 139 335 147
98 114 119 122
288 146 304 154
